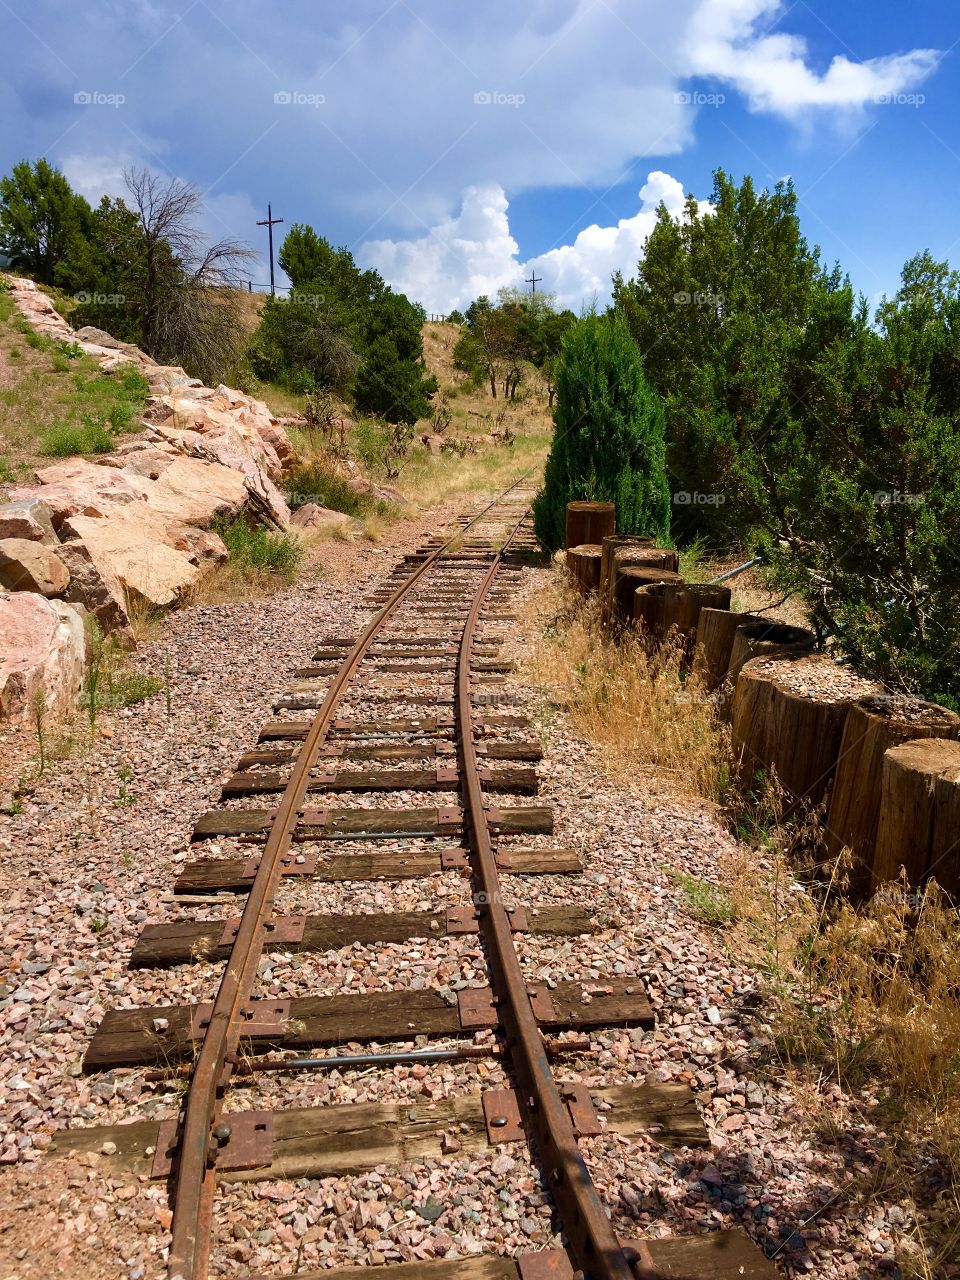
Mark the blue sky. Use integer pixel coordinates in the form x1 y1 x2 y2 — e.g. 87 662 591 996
0 1 954 312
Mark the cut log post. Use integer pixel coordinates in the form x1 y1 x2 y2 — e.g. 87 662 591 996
693 608 766 692
871 737 960 896
658 583 732 661
599 535 654 601
727 620 816 690
602 543 678 627
731 654 871 811
611 566 682 629
565 501 616 550
827 695 960 897
564 543 603 596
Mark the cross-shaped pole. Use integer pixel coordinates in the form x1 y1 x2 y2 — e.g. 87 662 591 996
525 269 542 295
256 203 284 296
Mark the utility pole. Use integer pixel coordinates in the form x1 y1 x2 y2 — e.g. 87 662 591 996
256 203 284 296
525 269 542 295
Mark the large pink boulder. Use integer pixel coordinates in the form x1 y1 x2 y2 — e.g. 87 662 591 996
0 593 86 722
55 540 135 646
0 539 70 597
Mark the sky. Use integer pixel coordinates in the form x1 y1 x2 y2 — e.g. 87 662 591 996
0 1 955 314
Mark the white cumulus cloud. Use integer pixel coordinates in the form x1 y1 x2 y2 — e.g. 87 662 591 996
683 0 940 114
362 171 705 314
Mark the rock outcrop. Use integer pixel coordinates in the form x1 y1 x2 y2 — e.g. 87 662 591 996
0 593 86 721
0 539 70 597
0 277 301 723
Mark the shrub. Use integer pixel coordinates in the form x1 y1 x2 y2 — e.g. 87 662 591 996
533 314 671 552
283 458 368 516
213 517 302 580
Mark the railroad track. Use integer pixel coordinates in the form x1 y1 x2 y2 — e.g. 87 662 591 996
47 484 777 1280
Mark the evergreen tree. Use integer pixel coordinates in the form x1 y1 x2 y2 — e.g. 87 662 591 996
533 315 671 553
353 335 437 424
0 158 91 283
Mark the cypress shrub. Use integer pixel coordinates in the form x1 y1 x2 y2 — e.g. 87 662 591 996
533 314 671 552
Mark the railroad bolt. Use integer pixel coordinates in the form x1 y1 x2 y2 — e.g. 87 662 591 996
490 1115 508 1128
212 1123 232 1145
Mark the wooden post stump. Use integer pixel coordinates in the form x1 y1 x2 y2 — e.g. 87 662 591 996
659 583 732 660
611 566 682 629
599 535 654 600
731 654 877 811
565 501 616 550
602 542 678 627
693 608 765 692
565 544 603 595
727 620 816 691
871 737 960 896
826 695 960 897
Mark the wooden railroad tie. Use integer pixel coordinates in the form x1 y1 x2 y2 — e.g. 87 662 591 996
173 845 583 893
82 978 654 1069
189 805 553 842
130 904 595 967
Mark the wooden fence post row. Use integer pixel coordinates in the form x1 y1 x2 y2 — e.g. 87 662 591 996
560 502 960 900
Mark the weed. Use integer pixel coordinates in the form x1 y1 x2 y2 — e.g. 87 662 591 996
89 917 108 934
163 653 173 718
283 457 374 517
524 582 732 803
667 868 735 924
32 686 47 775
0 456 14 483
213 516 302 578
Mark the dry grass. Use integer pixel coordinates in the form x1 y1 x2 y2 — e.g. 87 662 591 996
523 578 731 803
722 789 960 1278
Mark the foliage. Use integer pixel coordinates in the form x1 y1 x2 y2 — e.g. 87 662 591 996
453 288 576 401
765 252 960 699
249 222 435 421
282 455 392 518
212 516 302 580
614 169 856 544
533 313 671 552
0 159 91 284
39 416 115 456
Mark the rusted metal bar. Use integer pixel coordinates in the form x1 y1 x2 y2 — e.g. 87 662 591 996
456 514 651 1280
167 481 529 1280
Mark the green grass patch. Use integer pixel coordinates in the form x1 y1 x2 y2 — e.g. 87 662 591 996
666 868 735 925
213 516 303 580
0 456 14 483
39 417 115 456
282 456 393 519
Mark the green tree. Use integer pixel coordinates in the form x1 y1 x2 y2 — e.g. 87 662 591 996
0 159 91 283
769 252 960 700
56 196 144 342
353 335 437 424
533 314 671 553
614 170 856 544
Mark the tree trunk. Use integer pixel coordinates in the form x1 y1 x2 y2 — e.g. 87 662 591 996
693 608 766 692
565 544 603 595
602 543 677 627
731 655 855 811
871 737 960 896
826 696 960 897
611 565 682 629
564 501 616 551
658 583 732 662
599 536 653 626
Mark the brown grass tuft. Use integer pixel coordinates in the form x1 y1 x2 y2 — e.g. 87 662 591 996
523 579 731 803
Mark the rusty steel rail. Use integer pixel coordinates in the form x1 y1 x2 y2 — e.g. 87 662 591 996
167 480 529 1280
456 513 657 1280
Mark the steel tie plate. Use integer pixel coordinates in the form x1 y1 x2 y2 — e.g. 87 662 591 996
482 1087 525 1143
457 986 499 1029
190 998 291 1040
445 906 480 935
562 1084 603 1137
152 1110 274 1179
241 852 318 880
219 915 307 949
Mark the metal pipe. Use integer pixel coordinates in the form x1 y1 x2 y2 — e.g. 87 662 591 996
707 554 762 585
